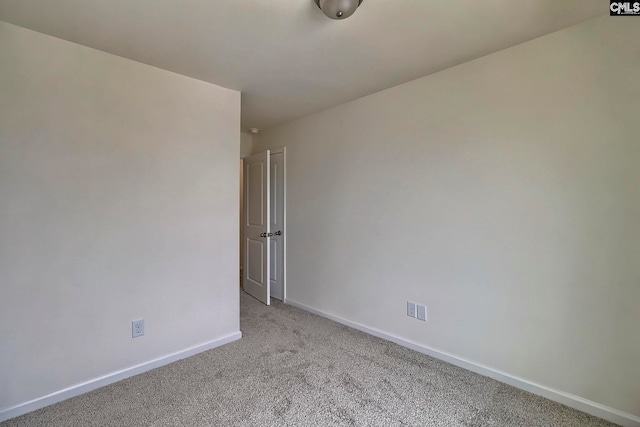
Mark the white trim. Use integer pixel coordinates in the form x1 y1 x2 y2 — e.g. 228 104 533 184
0 331 242 423
285 299 640 427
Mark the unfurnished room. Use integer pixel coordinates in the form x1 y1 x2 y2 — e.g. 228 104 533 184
0 1 639 426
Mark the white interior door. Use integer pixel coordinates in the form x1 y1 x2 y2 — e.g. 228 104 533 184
243 150 270 305
270 149 285 301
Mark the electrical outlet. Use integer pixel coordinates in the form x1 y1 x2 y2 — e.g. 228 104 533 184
407 302 416 318
132 319 144 338
417 304 427 321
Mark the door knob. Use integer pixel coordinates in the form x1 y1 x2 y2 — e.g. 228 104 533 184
267 232 273 237
260 232 267 238
274 231 282 236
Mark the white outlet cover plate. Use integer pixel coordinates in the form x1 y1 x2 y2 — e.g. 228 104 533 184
407 302 416 318
132 319 144 338
417 304 427 321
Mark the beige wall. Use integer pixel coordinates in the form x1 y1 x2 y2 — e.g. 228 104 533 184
0 21 240 413
239 132 253 271
254 16 640 419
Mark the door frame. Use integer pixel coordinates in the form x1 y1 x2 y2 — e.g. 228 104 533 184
270 147 287 303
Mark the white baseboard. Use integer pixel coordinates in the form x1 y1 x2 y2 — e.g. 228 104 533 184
286 299 640 427
0 331 242 423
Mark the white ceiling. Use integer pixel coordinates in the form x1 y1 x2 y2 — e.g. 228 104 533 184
0 1 604 131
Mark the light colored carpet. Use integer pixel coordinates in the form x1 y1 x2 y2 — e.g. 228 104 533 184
2 291 617 426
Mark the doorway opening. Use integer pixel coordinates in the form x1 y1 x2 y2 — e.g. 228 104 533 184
242 148 286 305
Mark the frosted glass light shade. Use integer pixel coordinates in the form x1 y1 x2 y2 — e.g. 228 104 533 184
314 0 363 20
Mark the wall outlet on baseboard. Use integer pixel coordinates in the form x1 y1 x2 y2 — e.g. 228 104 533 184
407 302 416 318
132 319 144 338
417 304 427 321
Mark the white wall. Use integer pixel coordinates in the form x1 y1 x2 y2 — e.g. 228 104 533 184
240 132 253 158
0 21 240 416
253 16 640 421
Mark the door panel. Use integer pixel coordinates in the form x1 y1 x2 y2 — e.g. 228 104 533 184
247 239 264 283
247 162 264 226
243 150 270 305
270 239 277 282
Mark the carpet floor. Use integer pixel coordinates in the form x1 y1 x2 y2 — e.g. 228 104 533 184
2 291 617 426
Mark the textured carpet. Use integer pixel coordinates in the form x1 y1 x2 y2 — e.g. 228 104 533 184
2 291 617 426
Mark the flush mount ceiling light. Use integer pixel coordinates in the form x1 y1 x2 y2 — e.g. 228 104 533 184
313 0 363 20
